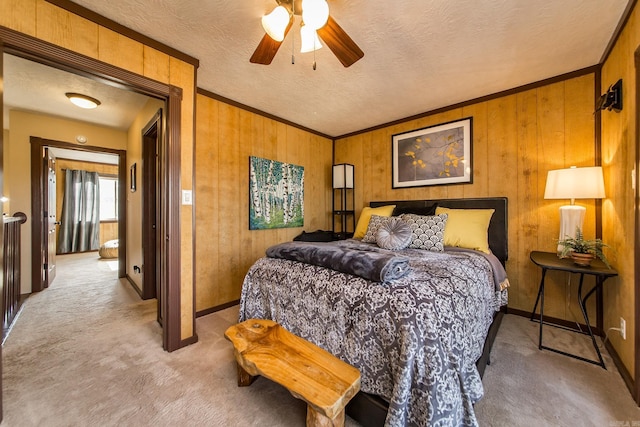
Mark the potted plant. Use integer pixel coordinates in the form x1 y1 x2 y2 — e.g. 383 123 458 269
557 227 611 268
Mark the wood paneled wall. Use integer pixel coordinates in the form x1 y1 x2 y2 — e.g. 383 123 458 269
55 159 119 248
1 0 197 342
194 94 333 312
601 1 639 378
335 74 599 325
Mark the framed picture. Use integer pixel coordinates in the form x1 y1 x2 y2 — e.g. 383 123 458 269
249 156 304 230
392 117 473 188
130 163 137 192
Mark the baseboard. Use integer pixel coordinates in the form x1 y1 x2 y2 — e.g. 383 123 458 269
180 333 199 348
507 307 604 336
2 294 30 345
125 275 143 298
196 299 240 318
604 339 636 403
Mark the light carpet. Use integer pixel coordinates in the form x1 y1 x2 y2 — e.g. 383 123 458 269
2 252 639 426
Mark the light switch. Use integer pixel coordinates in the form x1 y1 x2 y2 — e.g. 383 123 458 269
182 190 193 205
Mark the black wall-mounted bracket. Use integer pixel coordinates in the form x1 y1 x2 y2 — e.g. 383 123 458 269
595 78 623 113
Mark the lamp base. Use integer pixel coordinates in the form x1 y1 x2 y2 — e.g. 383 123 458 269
557 205 586 254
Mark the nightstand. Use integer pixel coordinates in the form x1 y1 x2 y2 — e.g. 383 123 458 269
529 250 618 369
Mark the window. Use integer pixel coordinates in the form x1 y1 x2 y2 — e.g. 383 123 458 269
99 176 118 221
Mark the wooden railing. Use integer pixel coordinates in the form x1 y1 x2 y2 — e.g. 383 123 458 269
3 212 27 338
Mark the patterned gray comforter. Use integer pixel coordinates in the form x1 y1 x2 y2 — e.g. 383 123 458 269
239 240 508 426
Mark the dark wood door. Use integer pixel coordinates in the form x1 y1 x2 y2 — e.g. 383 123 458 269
44 149 57 286
142 110 162 325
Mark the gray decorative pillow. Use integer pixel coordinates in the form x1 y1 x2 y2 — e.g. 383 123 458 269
401 213 448 252
376 217 412 250
362 215 391 243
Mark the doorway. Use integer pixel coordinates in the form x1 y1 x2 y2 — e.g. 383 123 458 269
1 26 184 352
141 110 161 326
30 138 127 293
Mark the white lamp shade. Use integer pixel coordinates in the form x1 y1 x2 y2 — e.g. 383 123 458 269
261 6 291 42
544 166 606 201
302 0 329 30
333 164 354 189
300 24 323 53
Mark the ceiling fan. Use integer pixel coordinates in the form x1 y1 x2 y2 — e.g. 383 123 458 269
250 0 364 67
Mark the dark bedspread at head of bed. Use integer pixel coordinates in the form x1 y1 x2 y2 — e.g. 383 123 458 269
370 197 508 266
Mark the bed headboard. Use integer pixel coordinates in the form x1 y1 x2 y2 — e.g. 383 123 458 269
370 197 508 266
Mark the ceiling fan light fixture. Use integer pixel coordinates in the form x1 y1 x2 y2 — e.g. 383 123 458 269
300 24 323 53
65 92 101 109
262 5 291 41
301 0 329 30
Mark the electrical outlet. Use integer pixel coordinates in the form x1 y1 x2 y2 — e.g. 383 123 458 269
620 317 626 340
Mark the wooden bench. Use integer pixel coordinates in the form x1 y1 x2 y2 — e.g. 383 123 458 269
225 319 361 427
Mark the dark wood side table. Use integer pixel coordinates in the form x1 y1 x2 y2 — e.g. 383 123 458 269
529 251 618 369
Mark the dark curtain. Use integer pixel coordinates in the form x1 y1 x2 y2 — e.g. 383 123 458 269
58 169 101 254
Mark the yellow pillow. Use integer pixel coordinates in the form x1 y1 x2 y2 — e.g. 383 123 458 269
435 207 495 253
353 205 395 239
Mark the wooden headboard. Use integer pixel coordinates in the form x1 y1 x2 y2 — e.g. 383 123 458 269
370 197 508 266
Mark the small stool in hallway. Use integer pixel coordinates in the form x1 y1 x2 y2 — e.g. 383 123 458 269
225 319 361 427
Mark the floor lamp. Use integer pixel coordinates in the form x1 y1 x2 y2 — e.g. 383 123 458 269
544 166 606 254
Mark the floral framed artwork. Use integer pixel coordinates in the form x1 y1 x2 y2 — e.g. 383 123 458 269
249 156 304 230
392 117 473 188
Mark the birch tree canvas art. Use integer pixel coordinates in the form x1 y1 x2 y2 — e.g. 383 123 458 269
249 156 304 230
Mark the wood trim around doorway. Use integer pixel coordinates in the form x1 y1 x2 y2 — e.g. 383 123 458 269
30 138 127 291
634 45 640 406
1 25 187 352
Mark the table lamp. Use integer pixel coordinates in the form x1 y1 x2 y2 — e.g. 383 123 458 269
544 166 605 253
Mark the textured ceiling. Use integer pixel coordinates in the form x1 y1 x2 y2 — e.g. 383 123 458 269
3 53 151 130
8 1 632 137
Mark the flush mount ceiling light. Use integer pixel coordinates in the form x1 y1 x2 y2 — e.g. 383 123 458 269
65 92 101 109
251 0 363 67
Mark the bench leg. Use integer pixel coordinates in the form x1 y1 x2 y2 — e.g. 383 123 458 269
236 363 257 387
306 406 345 427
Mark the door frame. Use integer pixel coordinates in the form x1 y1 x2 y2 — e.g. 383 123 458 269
635 46 640 406
30 138 127 287
141 110 161 303
1 27 184 352
44 148 58 287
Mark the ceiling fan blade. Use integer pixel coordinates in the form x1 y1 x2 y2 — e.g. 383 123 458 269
317 16 364 67
250 17 293 65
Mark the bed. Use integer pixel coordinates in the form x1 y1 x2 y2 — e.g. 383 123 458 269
238 197 508 426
